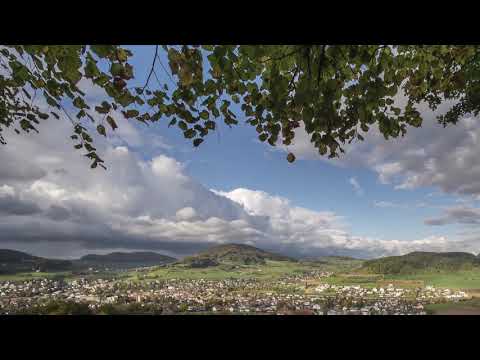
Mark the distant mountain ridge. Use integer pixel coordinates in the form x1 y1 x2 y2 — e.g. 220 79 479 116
79 252 176 268
0 249 38 263
0 249 73 274
361 251 480 275
181 243 295 268
0 249 177 273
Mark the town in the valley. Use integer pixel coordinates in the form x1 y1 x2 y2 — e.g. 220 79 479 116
0 270 470 315
1 245 479 315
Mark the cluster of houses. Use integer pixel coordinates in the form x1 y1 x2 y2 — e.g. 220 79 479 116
0 273 470 315
313 283 469 315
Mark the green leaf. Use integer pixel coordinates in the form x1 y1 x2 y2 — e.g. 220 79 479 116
116 48 129 62
199 110 209 120
106 115 118 130
82 133 93 143
110 63 124 77
85 59 100 78
205 120 216 130
168 118 177 127
44 93 59 108
178 121 188 131
117 91 135 107
75 110 85 119
90 45 115 59
85 143 96 152
97 124 106 136
123 110 139 118
73 97 88 109
193 138 204 147
184 128 196 139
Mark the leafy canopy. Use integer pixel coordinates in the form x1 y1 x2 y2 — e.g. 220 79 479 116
1 45 479 168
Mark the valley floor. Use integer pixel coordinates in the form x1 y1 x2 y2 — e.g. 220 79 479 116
1 260 480 315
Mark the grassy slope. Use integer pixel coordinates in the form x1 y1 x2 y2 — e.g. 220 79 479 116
126 260 314 282
302 257 364 273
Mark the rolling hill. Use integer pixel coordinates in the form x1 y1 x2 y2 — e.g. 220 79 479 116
78 252 177 269
361 251 480 275
181 244 296 268
0 249 73 274
301 255 365 272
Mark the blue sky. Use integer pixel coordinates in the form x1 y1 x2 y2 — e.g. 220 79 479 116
1 45 479 259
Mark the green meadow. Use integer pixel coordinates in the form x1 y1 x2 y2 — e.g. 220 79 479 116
125 260 317 282
0 271 72 282
383 270 480 290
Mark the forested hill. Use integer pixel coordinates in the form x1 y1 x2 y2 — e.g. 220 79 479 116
0 249 73 274
361 251 480 275
181 244 295 268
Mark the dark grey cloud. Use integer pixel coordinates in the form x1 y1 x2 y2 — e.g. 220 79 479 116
45 205 71 221
425 206 480 226
424 218 450 226
0 194 42 216
0 155 46 183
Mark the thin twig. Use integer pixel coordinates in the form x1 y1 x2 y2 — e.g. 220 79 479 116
156 53 176 86
140 45 159 94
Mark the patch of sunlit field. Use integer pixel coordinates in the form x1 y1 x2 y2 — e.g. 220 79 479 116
317 270 480 291
0 271 72 282
124 261 318 282
376 279 424 289
383 270 480 290
318 274 383 288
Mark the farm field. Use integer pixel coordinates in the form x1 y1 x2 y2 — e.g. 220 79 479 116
384 270 480 290
425 298 480 315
